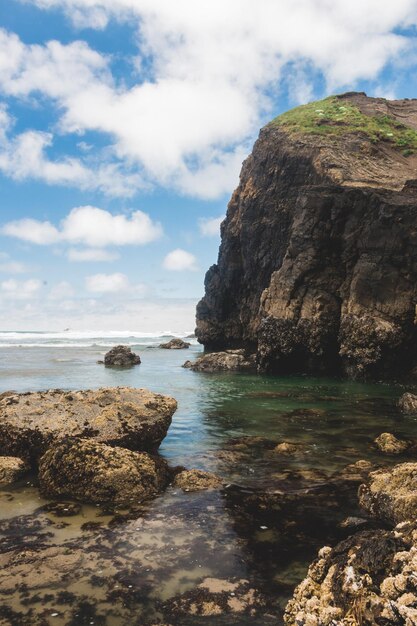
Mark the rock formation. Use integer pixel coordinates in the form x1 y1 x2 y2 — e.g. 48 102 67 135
196 93 417 379
159 338 191 349
0 387 177 464
173 469 223 491
103 345 141 367
39 439 169 507
183 349 256 372
0 456 28 486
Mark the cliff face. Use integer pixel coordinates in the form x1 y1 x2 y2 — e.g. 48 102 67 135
196 93 417 379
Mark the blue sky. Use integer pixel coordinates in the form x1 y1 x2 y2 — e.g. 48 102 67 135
1 0 417 331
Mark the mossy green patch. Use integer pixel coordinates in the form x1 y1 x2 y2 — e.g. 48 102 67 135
271 96 417 156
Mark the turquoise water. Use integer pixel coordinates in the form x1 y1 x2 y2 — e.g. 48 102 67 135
0 333 416 625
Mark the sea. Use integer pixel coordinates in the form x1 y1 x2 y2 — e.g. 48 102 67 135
0 330 415 625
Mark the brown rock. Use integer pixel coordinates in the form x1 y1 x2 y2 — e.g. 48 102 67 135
103 345 141 367
183 349 256 372
39 439 169 507
196 92 417 379
159 338 191 349
374 432 410 454
358 462 417 525
0 387 177 464
0 456 28 486
398 392 417 413
173 469 223 492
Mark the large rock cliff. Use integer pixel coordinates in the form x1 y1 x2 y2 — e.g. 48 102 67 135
196 92 417 379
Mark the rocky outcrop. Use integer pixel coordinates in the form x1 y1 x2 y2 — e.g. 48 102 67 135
285 462 417 625
0 456 28 486
284 522 417 626
374 432 410 454
398 392 417 413
183 349 256 372
159 338 191 349
196 92 417 379
38 439 169 507
173 469 223 492
103 345 141 367
0 387 177 464
358 462 417 525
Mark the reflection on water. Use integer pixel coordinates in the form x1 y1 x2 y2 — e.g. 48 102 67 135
0 342 416 624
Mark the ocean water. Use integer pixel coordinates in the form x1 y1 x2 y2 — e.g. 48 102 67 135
0 331 415 625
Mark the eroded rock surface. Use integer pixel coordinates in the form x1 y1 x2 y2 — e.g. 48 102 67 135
284 522 417 626
39 439 169 507
196 92 417 379
159 338 191 349
183 350 256 373
0 387 177 463
399 392 417 413
0 456 28 486
104 345 141 367
358 462 417 525
173 469 223 492
374 432 410 454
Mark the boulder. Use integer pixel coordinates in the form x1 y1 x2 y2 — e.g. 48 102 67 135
173 469 223 492
284 522 417 626
159 338 191 349
183 349 256 373
103 345 141 367
0 456 28 486
358 462 417 525
398 392 417 413
374 432 410 454
39 439 169 507
272 442 308 456
0 387 177 463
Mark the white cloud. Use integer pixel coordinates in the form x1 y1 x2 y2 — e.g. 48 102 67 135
86 272 130 293
2 206 163 248
67 248 119 262
0 259 30 274
0 278 43 299
0 105 142 196
199 215 225 237
4 1 417 198
85 272 148 295
163 248 198 271
48 280 76 300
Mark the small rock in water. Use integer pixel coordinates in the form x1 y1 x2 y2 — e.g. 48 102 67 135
173 469 223 492
159 338 191 349
374 432 410 454
398 392 417 413
103 345 141 367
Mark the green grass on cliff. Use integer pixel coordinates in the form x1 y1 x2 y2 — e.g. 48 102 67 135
271 96 417 156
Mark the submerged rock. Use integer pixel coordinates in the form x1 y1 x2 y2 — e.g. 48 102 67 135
39 439 169 507
196 92 417 380
374 432 410 454
0 456 28 486
398 392 417 413
183 350 256 372
284 522 417 626
272 442 308 456
162 578 265 619
358 462 417 525
103 345 141 367
173 469 223 492
159 338 191 349
0 387 177 463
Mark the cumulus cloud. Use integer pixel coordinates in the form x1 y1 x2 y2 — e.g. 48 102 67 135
85 272 148 295
163 249 198 271
2 206 163 248
0 278 43 299
199 215 225 237
4 1 417 198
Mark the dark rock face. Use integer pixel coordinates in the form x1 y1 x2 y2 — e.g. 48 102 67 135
196 92 417 379
38 439 169 507
0 387 177 464
159 338 191 349
103 345 141 367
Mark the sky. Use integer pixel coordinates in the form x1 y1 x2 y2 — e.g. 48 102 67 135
1 0 417 331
